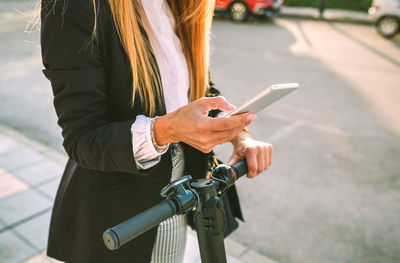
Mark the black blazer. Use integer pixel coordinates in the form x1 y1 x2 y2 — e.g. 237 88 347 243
41 0 242 262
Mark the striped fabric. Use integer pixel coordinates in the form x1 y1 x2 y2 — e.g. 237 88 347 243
151 143 188 263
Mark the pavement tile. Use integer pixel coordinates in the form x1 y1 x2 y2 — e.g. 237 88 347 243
37 177 61 201
0 167 29 199
0 189 52 226
14 211 52 251
0 147 44 172
227 254 245 263
0 230 37 263
240 250 278 263
225 237 247 258
184 230 247 263
13 159 64 186
0 133 25 155
23 251 63 263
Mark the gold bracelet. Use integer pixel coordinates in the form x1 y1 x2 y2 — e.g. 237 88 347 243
150 116 167 152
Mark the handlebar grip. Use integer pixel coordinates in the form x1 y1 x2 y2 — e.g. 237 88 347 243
103 199 176 250
231 160 248 180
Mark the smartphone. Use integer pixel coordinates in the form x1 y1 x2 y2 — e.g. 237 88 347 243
227 83 299 116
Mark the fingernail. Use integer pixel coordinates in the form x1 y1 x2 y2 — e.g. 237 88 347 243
247 114 257 122
228 103 236 111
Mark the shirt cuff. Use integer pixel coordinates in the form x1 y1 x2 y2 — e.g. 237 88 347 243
131 115 169 170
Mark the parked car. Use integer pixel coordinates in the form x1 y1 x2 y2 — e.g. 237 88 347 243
215 0 284 22
369 0 400 38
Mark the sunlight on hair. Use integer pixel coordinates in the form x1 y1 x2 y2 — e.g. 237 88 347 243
105 0 215 116
16 0 41 47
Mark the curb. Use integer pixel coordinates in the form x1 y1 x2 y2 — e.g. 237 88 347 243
280 13 373 25
280 7 373 25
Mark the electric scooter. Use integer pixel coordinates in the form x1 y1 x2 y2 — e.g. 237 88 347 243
103 160 248 263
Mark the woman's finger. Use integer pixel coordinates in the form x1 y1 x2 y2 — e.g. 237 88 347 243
264 145 270 169
268 144 273 167
264 144 270 167
198 96 236 112
245 147 258 178
206 113 255 131
227 153 242 166
211 125 246 145
257 146 265 174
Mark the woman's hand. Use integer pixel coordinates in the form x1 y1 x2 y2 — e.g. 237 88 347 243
154 96 257 153
227 131 273 178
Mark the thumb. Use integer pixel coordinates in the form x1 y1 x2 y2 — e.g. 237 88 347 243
227 153 241 166
200 96 236 113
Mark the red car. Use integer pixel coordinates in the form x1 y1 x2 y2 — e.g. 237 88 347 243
215 0 284 22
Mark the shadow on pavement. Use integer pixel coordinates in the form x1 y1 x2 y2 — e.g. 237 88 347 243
328 22 400 69
210 18 400 263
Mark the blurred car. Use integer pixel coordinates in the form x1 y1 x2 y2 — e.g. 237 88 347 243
215 0 284 22
369 0 400 38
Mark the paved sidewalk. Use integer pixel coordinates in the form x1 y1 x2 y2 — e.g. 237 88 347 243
0 124 276 263
281 6 372 24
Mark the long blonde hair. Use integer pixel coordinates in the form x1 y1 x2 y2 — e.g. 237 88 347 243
97 0 215 117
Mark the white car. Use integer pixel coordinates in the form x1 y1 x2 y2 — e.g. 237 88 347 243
369 0 400 38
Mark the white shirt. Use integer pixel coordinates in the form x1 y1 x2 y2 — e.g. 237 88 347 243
131 0 190 170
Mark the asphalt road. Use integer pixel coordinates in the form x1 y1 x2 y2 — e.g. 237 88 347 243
1 1 400 262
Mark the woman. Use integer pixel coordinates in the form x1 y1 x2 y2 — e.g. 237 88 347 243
40 0 273 262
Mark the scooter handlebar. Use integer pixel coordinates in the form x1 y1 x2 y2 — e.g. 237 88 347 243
103 199 177 250
103 161 248 250
231 160 248 181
